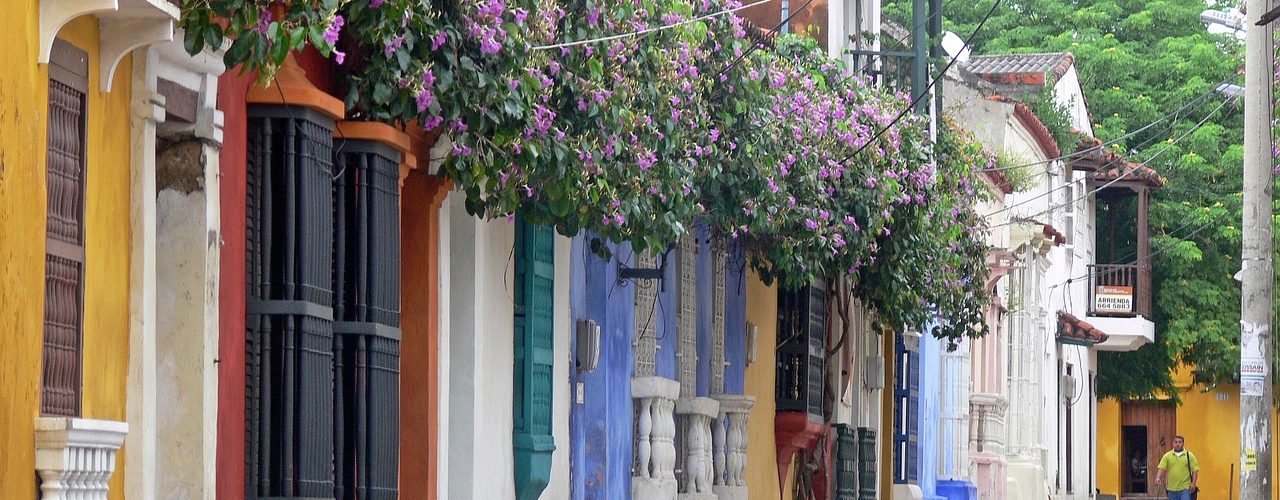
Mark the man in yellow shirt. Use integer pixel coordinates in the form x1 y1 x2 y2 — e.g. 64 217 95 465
1155 435 1200 500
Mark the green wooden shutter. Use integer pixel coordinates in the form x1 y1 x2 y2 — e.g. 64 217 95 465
513 218 555 500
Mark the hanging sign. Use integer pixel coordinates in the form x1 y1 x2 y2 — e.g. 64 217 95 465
1093 286 1133 313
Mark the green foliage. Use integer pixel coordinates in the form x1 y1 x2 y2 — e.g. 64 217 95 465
889 0 1247 397
181 0 996 342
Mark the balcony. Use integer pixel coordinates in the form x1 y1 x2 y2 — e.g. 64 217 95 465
1086 264 1155 351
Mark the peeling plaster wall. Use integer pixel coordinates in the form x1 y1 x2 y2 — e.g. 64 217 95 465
154 137 220 500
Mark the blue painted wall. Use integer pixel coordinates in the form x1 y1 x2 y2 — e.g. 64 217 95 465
568 236 635 500
723 246 746 394
919 322 945 500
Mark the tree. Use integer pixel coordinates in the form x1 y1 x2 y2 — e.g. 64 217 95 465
885 0 1247 398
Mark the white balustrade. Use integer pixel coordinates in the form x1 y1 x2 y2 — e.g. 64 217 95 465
711 394 754 499
633 376 681 500
35 417 129 500
676 397 719 500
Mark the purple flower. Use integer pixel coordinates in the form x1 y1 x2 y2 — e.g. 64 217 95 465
423 116 444 130
637 150 657 170
422 68 437 88
548 60 561 75
865 177 877 189
767 177 779 193
587 6 601 26
508 79 520 91
614 214 626 226
333 50 346 65
805 219 818 230
513 8 529 24
324 15 344 45
384 35 405 57
416 89 436 111
431 32 448 50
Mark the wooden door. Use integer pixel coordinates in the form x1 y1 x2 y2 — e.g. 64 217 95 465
1122 400 1176 496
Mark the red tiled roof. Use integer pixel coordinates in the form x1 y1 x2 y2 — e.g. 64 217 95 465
987 95 1061 159
964 52 1076 86
1057 311 1109 345
1069 136 1165 188
984 169 1014 195
1042 223 1067 246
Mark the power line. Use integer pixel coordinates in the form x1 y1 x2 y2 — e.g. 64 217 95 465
990 93 1238 227
834 0 1006 167
1043 208 1230 291
972 74 1233 173
531 0 772 50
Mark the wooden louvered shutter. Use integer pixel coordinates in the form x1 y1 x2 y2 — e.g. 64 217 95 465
513 218 555 500
332 139 402 500
244 105 337 498
42 39 88 418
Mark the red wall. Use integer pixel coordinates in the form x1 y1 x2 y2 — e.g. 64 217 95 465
216 70 253 500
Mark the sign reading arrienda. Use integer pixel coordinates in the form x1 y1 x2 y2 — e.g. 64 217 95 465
1094 285 1133 313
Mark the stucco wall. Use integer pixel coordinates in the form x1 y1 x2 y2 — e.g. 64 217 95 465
744 272 792 497
0 8 133 498
1097 369 1280 499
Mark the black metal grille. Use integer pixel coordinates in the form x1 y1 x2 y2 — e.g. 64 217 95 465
857 427 877 499
245 105 337 499
775 281 827 416
835 424 858 499
41 39 88 418
332 139 402 500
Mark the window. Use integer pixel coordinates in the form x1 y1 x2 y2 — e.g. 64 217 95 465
244 106 407 499
245 105 339 498
775 281 827 415
42 39 89 418
891 331 919 484
332 138 403 499
513 218 555 498
1064 181 1076 245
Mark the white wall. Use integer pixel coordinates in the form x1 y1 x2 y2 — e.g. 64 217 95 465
440 193 572 500
445 195 517 499
1053 67 1093 137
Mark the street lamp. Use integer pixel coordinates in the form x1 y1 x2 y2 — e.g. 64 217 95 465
1201 9 1248 38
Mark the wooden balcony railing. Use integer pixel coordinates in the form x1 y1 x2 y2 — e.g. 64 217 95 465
1087 264 1153 318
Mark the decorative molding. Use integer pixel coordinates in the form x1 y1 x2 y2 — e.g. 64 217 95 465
35 417 129 500
38 0 118 64
100 16 174 92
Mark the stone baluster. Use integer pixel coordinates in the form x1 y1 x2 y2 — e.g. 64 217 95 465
676 397 719 499
633 376 681 499
35 417 129 500
711 394 754 499
712 414 726 486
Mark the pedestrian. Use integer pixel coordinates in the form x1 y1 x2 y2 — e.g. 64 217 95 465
1155 435 1200 500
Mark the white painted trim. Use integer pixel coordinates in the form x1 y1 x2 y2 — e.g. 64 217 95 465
125 50 160 500
38 0 179 92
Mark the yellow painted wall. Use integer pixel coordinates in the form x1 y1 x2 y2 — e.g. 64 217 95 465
1097 397 1122 495
745 272 796 498
1097 367 1279 499
0 5 133 498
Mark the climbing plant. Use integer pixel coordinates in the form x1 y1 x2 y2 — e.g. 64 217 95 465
181 0 994 342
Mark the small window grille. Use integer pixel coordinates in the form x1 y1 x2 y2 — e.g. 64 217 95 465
41 39 88 418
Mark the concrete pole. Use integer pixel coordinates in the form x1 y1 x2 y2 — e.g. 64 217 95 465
1239 0 1275 496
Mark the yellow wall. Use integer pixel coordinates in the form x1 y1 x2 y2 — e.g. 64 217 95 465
0 5 133 498
1097 397 1122 495
745 272 796 498
1097 367 1279 499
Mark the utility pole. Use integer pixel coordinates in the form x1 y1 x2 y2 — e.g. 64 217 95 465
1239 0 1276 496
